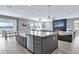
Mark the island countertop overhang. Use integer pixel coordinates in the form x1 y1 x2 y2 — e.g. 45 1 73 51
26 31 57 37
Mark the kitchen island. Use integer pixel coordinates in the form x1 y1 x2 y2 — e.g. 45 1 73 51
15 33 27 48
15 31 58 54
27 31 58 54
58 31 74 42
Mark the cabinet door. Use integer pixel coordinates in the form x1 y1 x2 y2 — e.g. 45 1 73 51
42 34 58 54
24 37 27 48
20 36 22 45
16 35 20 43
33 36 41 54
22 37 25 46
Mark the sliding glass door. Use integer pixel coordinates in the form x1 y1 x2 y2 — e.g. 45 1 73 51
0 18 17 37
0 19 17 32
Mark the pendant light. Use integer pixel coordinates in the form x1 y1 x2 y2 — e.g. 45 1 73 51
38 7 42 30
48 5 55 21
32 9 35 30
47 5 51 20
38 7 41 22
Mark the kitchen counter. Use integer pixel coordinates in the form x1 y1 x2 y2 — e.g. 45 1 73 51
58 31 74 42
15 31 58 54
58 31 73 35
32 29 53 32
26 31 57 37
15 33 27 48
26 31 58 54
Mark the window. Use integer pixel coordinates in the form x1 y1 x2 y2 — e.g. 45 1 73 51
0 22 13 28
0 19 17 31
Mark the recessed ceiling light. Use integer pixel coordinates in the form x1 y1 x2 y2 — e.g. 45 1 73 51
28 5 31 7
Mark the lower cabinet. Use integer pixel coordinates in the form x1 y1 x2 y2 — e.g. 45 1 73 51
33 36 42 54
15 34 58 54
33 34 58 54
58 35 72 42
15 35 27 48
24 37 27 48
42 35 58 54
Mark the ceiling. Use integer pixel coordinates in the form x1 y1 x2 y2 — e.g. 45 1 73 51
0 5 79 21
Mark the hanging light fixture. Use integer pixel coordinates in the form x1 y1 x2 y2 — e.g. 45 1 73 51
28 5 31 7
38 8 41 22
48 5 55 21
47 5 51 20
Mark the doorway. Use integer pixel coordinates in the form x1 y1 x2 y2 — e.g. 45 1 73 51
74 20 79 36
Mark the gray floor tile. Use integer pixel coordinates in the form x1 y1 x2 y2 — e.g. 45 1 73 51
0 36 31 54
1 36 79 54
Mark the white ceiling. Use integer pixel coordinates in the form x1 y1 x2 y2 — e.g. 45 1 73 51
0 5 79 21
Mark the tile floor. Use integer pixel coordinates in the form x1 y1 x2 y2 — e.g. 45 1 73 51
52 36 79 54
0 36 79 54
0 36 31 54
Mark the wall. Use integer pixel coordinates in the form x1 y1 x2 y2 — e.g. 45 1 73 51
1 15 78 33
18 19 53 33
42 21 53 31
18 19 36 33
18 19 30 33
67 17 79 31
52 17 79 31
0 15 38 33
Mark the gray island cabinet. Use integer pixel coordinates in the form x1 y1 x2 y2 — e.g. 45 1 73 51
15 33 27 48
27 31 58 54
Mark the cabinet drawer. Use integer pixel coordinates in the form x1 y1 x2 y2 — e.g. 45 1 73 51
34 48 41 53
35 42 41 45
34 45 41 49
34 50 41 54
34 36 41 40
35 38 41 42
34 43 41 53
34 47 40 50
35 40 41 43
35 50 41 53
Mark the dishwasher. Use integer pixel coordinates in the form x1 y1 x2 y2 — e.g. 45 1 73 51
27 35 33 52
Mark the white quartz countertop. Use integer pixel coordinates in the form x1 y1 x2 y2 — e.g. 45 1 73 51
19 33 26 37
26 31 57 37
58 31 73 35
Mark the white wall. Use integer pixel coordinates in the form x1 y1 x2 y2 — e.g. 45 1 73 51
42 21 53 31
18 19 30 33
18 19 35 33
67 18 79 31
18 18 53 33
